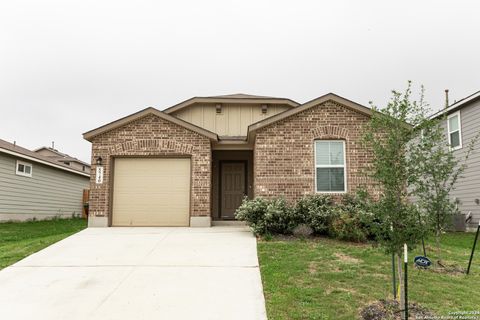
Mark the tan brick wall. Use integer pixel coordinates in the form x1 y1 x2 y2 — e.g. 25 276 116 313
88 114 211 222
254 100 377 203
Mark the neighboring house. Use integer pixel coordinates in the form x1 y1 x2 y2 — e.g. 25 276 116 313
430 90 480 230
0 139 90 221
83 93 378 227
34 146 91 173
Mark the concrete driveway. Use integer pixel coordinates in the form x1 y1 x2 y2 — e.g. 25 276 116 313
0 227 267 320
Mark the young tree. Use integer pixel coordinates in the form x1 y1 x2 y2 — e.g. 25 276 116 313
364 82 429 316
409 104 478 262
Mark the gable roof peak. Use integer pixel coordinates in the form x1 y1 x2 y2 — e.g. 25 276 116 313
247 92 372 140
83 107 218 142
162 94 300 114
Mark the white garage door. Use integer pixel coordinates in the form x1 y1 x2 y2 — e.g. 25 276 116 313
112 158 191 226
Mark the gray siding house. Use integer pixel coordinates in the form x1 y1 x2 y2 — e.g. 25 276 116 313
0 139 90 221
432 90 480 230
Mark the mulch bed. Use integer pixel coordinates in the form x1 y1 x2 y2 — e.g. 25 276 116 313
361 299 435 320
431 260 466 275
411 260 466 275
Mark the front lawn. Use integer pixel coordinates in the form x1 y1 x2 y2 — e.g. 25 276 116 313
258 233 480 319
0 218 87 269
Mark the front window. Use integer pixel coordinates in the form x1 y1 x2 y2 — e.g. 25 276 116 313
315 140 346 192
16 160 33 177
447 112 462 150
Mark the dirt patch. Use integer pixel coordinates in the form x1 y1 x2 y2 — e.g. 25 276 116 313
335 252 362 264
331 266 342 273
425 245 452 255
360 299 435 320
308 261 318 274
308 261 344 274
372 273 389 280
325 286 357 295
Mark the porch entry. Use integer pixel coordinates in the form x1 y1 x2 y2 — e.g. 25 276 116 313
220 161 247 219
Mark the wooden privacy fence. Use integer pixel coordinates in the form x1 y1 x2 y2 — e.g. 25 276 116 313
82 189 90 219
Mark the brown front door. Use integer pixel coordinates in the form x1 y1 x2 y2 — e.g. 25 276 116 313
220 162 246 219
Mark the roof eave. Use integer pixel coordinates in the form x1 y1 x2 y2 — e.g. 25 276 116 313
430 91 480 119
162 97 300 114
247 93 373 136
83 107 218 142
0 147 90 178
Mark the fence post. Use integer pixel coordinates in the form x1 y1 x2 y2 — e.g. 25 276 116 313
404 244 408 319
82 189 90 219
392 253 396 299
467 221 480 275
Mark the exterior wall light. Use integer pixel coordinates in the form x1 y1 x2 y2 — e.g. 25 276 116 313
261 104 268 114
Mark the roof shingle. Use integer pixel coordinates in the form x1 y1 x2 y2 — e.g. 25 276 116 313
0 139 89 176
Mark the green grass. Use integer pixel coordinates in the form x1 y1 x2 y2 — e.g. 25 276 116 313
258 233 480 319
0 218 87 269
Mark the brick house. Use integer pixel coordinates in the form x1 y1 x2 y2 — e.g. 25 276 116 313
83 93 376 227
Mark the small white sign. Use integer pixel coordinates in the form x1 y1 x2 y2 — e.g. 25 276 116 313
96 166 104 184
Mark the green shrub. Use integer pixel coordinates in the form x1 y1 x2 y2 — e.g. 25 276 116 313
330 208 368 242
235 191 375 241
329 191 375 242
295 194 335 234
263 197 296 235
235 197 295 236
235 197 269 235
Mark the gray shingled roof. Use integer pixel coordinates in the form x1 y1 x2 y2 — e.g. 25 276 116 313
34 146 91 167
430 90 480 119
0 139 90 176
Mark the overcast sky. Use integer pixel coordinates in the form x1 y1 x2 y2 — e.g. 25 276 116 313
1 0 479 163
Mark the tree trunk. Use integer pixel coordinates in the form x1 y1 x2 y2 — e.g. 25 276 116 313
436 209 442 263
436 228 441 263
397 254 406 319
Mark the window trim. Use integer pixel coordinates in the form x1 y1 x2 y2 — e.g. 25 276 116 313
447 111 462 150
314 140 347 193
16 160 33 177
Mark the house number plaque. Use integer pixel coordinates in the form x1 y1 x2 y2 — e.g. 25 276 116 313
96 166 104 184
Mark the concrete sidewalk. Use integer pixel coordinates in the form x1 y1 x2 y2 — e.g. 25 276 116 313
0 227 267 320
